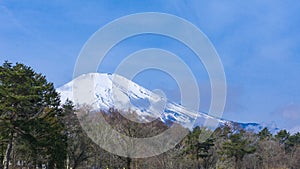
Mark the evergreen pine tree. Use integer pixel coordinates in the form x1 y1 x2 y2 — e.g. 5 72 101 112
0 61 65 169
222 130 256 169
258 127 272 140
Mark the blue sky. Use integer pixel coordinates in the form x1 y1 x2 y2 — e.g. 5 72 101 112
0 0 300 131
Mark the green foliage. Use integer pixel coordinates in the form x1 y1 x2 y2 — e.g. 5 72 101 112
222 131 256 168
284 132 300 153
181 127 216 168
286 132 300 146
258 127 272 140
0 61 65 168
275 129 290 144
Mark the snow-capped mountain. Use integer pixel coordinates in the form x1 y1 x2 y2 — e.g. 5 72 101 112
57 73 279 133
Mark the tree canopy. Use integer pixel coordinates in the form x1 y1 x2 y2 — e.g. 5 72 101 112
0 61 65 169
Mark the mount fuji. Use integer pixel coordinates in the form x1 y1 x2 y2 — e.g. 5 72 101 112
57 73 279 133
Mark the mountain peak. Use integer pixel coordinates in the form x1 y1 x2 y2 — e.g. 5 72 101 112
57 72 280 133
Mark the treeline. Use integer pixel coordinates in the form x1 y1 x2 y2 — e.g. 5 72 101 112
0 62 299 169
73 107 300 169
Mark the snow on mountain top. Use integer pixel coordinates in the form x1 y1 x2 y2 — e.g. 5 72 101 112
57 73 283 133
57 73 222 129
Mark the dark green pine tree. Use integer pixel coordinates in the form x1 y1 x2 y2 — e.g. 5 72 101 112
275 129 290 144
222 130 256 169
197 137 215 169
258 127 272 140
284 132 300 152
184 126 201 160
184 127 215 169
0 61 66 169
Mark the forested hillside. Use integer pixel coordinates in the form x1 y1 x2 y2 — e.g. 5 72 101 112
0 62 299 169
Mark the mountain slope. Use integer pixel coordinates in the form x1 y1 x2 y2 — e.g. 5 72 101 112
57 73 279 133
